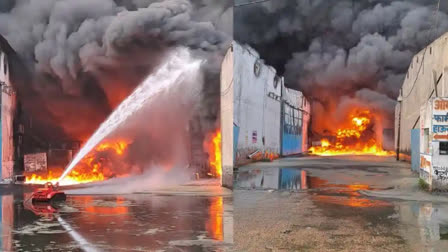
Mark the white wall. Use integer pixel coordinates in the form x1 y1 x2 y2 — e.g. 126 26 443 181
399 32 448 155
233 42 281 163
220 46 234 188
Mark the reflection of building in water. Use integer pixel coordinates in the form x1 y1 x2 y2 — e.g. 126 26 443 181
398 201 448 251
1 195 14 251
417 203 448 241
236 168 307 190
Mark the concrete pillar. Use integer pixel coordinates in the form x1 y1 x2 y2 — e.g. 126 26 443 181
220 45 234 188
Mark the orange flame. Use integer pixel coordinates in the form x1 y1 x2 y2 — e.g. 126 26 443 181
208 130 222 178
25 140 130 186
309 110 394 156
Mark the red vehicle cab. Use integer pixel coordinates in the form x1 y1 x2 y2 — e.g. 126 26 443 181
31 182 67 203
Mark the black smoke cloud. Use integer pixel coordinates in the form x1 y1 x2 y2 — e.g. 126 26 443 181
0 0 231 142
235 0 448 134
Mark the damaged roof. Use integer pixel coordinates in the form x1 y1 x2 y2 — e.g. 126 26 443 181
0 33 15 55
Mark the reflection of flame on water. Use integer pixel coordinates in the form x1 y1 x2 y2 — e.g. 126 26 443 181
312 194 391 208
206 197 223 241
307 177 390 208
25 140 130 186
205 130 222 178
309 110 394 156
84 196 129 215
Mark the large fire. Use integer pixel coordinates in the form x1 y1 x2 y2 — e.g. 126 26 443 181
25 140 130 186
309 110 394 156
205 130 222 178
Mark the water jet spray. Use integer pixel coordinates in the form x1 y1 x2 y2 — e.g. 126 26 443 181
57 48 202 183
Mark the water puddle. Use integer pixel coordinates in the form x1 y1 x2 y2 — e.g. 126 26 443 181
0 193 232 251
235 166 448 249
236 167 307 190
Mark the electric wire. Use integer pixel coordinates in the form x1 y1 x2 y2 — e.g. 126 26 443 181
234 0 272 7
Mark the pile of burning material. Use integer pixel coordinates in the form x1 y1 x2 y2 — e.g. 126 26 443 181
25 140 132 186
247 150 279 162
309 110 394 156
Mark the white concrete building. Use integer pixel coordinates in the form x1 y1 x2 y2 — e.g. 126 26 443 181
221 41 311 176
233 42 282 164
397 32 448 159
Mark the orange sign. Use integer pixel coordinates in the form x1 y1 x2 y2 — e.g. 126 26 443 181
420 156 431 169
434 99 448 110
434 135 448 140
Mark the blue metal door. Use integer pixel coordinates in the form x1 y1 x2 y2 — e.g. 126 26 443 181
411 129 420 172
233 124 240 164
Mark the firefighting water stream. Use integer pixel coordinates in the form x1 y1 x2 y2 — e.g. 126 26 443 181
57 48 202 185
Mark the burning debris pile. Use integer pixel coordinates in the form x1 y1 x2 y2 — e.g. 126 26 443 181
309 110 393 156
25 139 131 186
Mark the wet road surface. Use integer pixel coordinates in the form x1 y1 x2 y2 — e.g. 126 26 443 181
0 191 232 251
234 155 448 252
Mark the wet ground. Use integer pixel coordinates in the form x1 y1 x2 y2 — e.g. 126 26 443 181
234 155 448 252
0 188 232 251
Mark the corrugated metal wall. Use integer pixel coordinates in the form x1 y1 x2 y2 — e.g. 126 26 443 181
281 85 308 156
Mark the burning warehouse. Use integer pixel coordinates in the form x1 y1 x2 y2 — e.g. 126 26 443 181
0 0 232 188
221 41 311 174
232 0 448 159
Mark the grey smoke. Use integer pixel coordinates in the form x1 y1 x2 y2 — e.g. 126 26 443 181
236 0 448 133
0 0 231 141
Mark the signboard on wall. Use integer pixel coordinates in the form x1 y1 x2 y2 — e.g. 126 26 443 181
420 154 432 174
432 98 448 140
24 153 47 172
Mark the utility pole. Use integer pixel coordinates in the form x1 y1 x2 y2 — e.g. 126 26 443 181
396 90 403 161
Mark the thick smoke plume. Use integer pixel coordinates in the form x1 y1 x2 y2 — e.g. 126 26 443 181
0 0 231 142
235 0 448 135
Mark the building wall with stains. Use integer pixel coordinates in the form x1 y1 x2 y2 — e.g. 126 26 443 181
398 32 448 158
0 50 16 180
233 42 282 165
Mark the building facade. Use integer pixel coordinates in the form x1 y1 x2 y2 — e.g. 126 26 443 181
281 85 311 156
397 32 448 159
222 42 311 171
233 42 282 164
0 42 17 180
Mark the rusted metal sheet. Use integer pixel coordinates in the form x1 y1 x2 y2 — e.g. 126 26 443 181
24 153 47 172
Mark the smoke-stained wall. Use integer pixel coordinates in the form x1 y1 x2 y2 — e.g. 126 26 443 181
0 48 16 179
233 42 281 164
235 0 448 138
